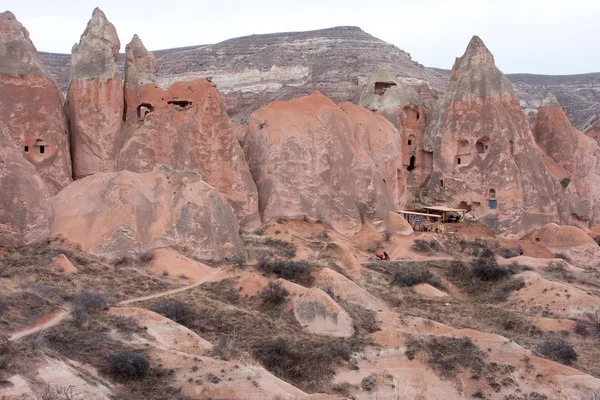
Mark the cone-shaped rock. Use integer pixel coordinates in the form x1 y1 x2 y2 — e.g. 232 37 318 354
118 78 261 231
0 11 72 194
533 94 600 227
67 8 124 179
243 92 399 235
420 36 558 238
0 127 53 246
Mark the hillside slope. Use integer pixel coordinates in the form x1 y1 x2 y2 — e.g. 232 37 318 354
39 26 599 128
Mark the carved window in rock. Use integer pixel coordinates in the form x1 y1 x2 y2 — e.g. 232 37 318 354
489 188 496 200
167 100 193 110
374 81 396 96
24 145 29 152
137 103 155 120
476 136 491 155
407 156 416 171
408 135 416 147
35 139 47 155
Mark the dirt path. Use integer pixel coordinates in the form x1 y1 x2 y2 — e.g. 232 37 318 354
9 309 70 342
8 269 222 342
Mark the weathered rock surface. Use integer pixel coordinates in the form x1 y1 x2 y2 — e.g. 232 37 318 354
533 94 600 228
118 78 260 230
359 67 429 203
384 211 413 235
0 129 53 247
534 223 600 267
244 92 399 234
293 287 354 337
67 8 123 179
420 36 558 238
50 254 77 274
318 241 363 283
0 11 71 194
50 168 245 262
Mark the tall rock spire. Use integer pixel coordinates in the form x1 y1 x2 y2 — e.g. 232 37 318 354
533 94 600 227
124 34 156 90
67 7 124 179
420 36 558 238
0 11 72 194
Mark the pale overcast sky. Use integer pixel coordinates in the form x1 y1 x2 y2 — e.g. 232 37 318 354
3 0 599 75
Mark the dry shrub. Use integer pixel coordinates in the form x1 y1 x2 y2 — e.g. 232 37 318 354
391 265 445 290
255 337 354 387
150 300 196 327
536 339 578 365
261 281 289 305
368 241 382 253
71 290 109 313
260 237 297 259
361 374 377 392
412 239 432 253
406 335 485 377
498 247 519 259
471 256 510 282
137 250 155 263
29 385 82 400
257 259 314 286
115 316 139 333
106 352 150 380
383 230 392 242
312 231 329 241
337 299 380 334
208 334 243 361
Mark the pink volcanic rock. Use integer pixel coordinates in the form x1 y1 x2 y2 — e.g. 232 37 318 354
67 8 123 179
534 223 600 267
0 128 53 246
359 67 430 204
0 11 71 195
119 77 260 231
50 167 245 262
420 36 558 238
244 92 398 235
533 94 600 229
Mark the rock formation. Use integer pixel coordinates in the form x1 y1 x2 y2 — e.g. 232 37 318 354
118 77 261 230
0 11 71 195
244 92 400 235
50 167 246 262
533 94 600 228
359 67 429 204
534 223 600 267
67 8 123 179
122 34 156 135
0 128 53 247
420 36 558 238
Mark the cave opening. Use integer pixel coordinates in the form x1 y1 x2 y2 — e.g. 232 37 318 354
407 156 416 171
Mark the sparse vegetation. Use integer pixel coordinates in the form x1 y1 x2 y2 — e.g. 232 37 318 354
257 258 314 286
368 241 382 253
383 230 392 242
498 247 520 259
536 339 578 366
208 334 243 361
71 290 109 313
255 337 354 387
243 235 297 260
106 351 150 380
391 265 445 290
546 260 573 281
115 316 139 333
361 374 377 392
312 231 329 241
27 385 82 400
413 239 432 253
137 250 156 263
260 281 290 305
150 300 196 327
337 299 380 334
471 257 510 282
405 335 485 377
